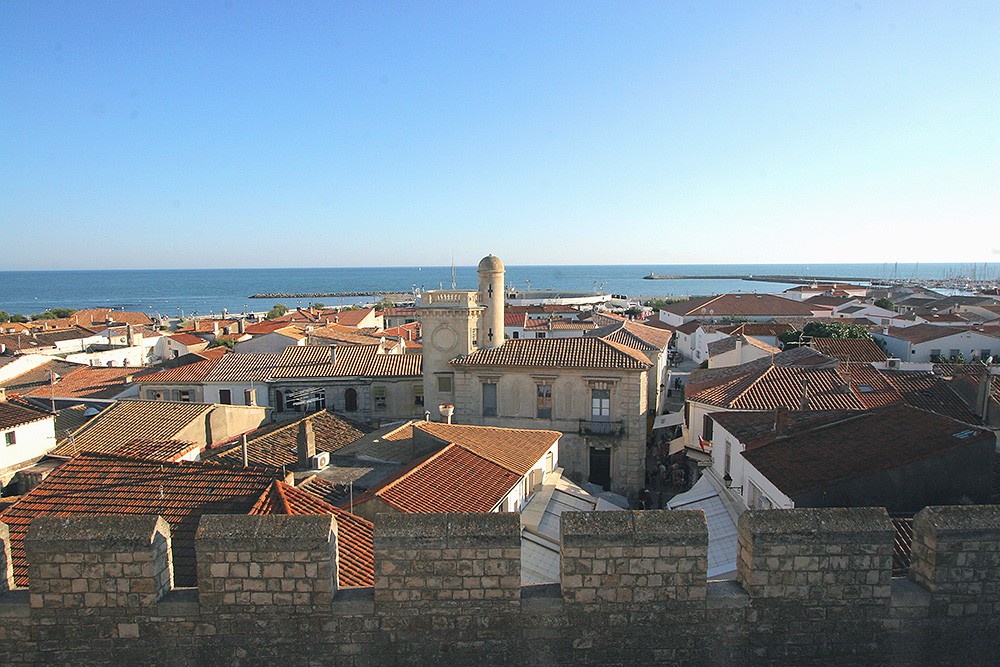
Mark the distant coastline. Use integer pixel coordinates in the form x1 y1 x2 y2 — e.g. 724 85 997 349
1 263 996 318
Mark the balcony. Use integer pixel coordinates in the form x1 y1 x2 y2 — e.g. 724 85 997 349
578 419 625 437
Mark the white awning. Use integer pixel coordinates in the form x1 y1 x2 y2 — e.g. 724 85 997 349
653 412 684 430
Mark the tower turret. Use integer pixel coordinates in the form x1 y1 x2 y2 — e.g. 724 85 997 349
477 254 505 350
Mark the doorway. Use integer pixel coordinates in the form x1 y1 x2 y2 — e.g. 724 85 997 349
589 446 611 491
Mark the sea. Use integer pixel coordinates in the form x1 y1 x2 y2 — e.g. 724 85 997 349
1 263 997 319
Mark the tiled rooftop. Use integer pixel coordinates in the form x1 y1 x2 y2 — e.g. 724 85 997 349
52 400 213 457
415 421 560 476
453 337 650 370
0 401 52 431
208 408 368 468
249 480 374 588
742 404 993 497
362 445 520 513
202 352 279 383
24 366 148 400
586 319 672 352
270 345 422 378
0 453 281 587
135 357 222 384
810 337 887 363
662 294 816 318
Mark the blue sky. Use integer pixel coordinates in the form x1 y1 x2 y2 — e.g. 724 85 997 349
2 2 998 270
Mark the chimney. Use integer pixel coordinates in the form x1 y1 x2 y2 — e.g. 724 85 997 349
799 379 811 410
237 318 246 335
977 367 992 422
329 346 336 364
213 321 219 336
774 406 789 433
241 433 249 468
438 403 455 424
0 387 6 403
296 419 316 467
124 374 134 384
126 324 134 347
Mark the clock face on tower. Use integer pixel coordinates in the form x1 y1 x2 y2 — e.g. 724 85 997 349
431 325 458 352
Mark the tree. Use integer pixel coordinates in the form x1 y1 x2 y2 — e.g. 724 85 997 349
873 297 894 310
31 307 77 320
9 313 28 323
643 297 687 311
0 311 8 323
265 303 289 320
375 297 396 311
209 336 238 350
625 306 644 318
779 321 872 347
311 302 326 309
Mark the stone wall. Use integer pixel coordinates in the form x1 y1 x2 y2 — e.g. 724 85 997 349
1 507 999 665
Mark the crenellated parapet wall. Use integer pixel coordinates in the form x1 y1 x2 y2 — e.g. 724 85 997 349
0 506 999 665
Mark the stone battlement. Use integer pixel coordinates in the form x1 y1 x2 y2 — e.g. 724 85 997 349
1 506 1000 665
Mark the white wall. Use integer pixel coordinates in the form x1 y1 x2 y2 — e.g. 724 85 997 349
0 416 57 483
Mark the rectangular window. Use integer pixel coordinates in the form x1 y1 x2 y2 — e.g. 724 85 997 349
591 388 610 420
178 390 192 402
724 440 732 477
748 481 773 509
413 384 424 406
930 349 941 360
512 331 519 339
373 386 387 411
545 451 555 473
146 390 158 400
702 415 714 442
219 389 232 405
536 384 552 419
949 349 960 358
536 332 546 339
4 431 15 447
471 327 478 346
244 389 256 406
482 382 497 417
437 375 453 393
981 349 992 360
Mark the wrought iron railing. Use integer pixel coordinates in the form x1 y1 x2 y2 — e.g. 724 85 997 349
578 419 625 436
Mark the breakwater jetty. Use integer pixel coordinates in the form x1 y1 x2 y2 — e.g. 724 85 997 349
642 273 881 285
249 291 411 300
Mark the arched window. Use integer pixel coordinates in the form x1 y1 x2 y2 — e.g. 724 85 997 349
315 390 327 410
344 388 358 412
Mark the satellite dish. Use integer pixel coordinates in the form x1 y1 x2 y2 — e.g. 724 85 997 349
82 407 99 417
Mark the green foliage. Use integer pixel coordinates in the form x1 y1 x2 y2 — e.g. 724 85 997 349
932 353 966 364
0 311 8 323
873 297 894 310
31 308 77 320
643 297 687 311
265 303 289 320
779 321 872 346
9 313 29 323
625 306 644 317
311 302 325 309
209 336 238 350
375 298 396 310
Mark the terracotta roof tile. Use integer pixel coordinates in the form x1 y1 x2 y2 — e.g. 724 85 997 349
662 294 816 318
414 422 559 476
882 324 970 344
52 400 213 457
882 370 983 424
586 320 672 351
208 409 368 468
362 445 520 513
202 353 279 383
72 309 153 327
249 480 373 588
810 337 887 363
136 357 222 384
169 333 207 346
270 345 421 378
113 439 202 462
452 337 650 370
0 401 51 431
742 404 992 497
24 366 148 400
0 453 281 587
